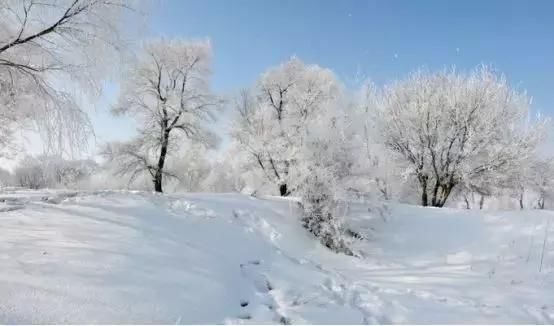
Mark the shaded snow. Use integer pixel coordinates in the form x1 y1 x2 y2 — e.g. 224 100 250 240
0 189 553 323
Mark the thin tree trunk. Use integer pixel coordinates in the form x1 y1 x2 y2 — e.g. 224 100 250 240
434 184 449 208
519 192 524 210
538 196 545 209
479 195 485 210
539 218 550 272
464 195 470 209
418 174 428 206
431 180 440 207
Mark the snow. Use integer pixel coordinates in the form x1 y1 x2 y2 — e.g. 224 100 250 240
1 189 553 323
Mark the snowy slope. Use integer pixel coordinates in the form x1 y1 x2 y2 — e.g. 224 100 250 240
0 190 553 324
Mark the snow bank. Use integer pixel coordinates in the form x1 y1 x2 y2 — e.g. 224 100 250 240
0 190 553 323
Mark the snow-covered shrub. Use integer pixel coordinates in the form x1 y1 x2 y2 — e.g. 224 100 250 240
15 157 48 189
298 165 353 255
13 155 98 189
292 106 356 255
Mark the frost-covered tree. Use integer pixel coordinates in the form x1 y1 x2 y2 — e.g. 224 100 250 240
0 167 14 187
230 57 359 252
350 81 406 201
230 58 340 196
377 67 544 207
105 39 221 193
162 145 212 192
528 158 554 209
201 151 247 193
0 0 136 156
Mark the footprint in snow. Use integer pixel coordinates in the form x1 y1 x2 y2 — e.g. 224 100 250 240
238 260 290 324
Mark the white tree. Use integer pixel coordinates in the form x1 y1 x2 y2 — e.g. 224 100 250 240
0 167 14 187
230 57 340 196
162 144 212 192
15 155 47 189
0 0 136 157
230 57 361 253
377 67 544 207
528 158 554 209
349 81 407 201
201 149 247 193
105 39 221 193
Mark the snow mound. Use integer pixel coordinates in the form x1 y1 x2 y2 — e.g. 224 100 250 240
0 190 553 323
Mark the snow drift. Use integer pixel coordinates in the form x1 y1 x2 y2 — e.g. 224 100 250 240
0 190 553 323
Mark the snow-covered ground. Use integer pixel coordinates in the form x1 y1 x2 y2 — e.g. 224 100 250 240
1 189 553 324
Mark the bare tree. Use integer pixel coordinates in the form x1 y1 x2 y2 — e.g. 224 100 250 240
105 39 221 193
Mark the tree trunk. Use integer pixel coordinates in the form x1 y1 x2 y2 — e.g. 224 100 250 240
279 183 289 196
418 174 428 206
428 182 455 208
519 192 524 210
479 195 485 210
154 129 170 193
538 196 545 209
431 180 441 207
438 183 454 207
154 171 163 193
464 195 470 209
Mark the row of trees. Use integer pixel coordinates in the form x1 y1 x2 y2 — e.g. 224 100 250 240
1 1 550 253
95 47 548 252
227 60 547 207
15 155 98 189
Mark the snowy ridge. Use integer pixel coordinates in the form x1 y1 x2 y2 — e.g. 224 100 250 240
0 190 553 323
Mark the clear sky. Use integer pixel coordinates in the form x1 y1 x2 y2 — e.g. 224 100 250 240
89 0 554 151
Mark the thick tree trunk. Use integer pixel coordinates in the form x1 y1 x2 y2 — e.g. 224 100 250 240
154 129 170 193
279 183 289 196
154 172 163 192
428 182 455 208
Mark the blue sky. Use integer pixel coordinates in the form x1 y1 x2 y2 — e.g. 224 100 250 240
91 0 554 149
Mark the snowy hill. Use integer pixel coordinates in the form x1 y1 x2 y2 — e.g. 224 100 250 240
1 190 553 324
